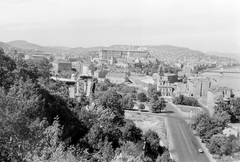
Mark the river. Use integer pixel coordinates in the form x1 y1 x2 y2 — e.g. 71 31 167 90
201 67 240 91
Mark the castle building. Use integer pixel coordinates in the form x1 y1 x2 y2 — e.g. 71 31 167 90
98 46 149 60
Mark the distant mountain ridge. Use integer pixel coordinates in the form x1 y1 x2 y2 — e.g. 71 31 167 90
7 40 73 53
1 40 238 62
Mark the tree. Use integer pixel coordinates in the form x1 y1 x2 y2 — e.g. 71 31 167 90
151 98 166 113
139 104 145 111
158 150 175 162
122 120 142 143
147 84 158 98
95 88 124 124
230 98 240 121
99 83 109 91
0 48 16 90
143 130 162 160
173 95 199 107
24 117 79 162
137 92 147 102
121 94 134 110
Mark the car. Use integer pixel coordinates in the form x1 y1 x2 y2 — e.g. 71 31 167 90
198 149 204 153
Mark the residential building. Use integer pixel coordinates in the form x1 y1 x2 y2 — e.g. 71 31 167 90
164 73 178 83
105 72 126 84
207 85 232 115
154 66 174 97
182 64 194 76
94 70 109 82
52 61 72 74
173 83 188 95
187 77 216 98
75 62 95 75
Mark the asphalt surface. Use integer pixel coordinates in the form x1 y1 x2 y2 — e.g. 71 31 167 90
165 103 210 162
125 103 210 162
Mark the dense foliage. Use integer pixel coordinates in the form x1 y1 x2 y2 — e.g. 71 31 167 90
137 92 148 102
128 61 181 76
0 48 172 162
190 99 240 160
150 97 166 113
173 94 199 107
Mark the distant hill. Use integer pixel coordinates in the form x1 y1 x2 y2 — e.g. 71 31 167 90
147 45 190 52
5 40 204 54
0 42 13 52
8 40 42 50
2 40 239 62
206 51 240 61
7 40 79 53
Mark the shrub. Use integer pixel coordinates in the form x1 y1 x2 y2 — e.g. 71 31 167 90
137 92 147 102
138 104 145 111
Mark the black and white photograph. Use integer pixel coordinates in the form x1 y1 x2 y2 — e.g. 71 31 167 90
0 0 240 161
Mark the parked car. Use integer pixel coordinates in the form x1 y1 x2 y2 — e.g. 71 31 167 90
198 149 204 153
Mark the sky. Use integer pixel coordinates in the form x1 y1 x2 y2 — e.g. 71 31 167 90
0 0 240 53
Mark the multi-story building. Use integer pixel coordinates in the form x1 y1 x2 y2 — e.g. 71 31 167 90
154 66 174 97
207 85 232 115
186 77 216 98
182 64 194 76
98 47 149 60
164 73 178 83
52 61 72 73
75 62 95 75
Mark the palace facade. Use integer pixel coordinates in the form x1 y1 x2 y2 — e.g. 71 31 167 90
98 47 149 60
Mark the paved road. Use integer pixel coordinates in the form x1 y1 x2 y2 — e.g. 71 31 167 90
166 103 210 162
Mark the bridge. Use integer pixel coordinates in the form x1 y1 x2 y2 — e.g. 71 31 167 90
200 67 240 76
50 74 96 98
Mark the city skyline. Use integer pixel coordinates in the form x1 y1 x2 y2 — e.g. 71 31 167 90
0 0 240 53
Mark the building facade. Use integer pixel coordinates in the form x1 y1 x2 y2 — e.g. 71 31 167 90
98 47 149 60
154 66 174 97
52 61 72 74
187 77 216 98
207 86 232 116
75 62 95 75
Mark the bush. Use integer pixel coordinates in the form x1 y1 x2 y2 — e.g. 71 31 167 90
138 104 145 111
137 92 147 102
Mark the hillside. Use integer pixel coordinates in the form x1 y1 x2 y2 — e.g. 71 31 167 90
206 51 240 61
7 40 75 53
8 40 42 50
0 42 13 52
